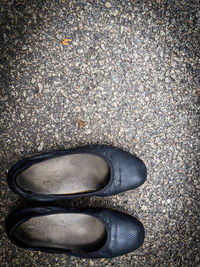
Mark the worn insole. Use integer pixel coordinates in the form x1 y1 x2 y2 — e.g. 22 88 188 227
16 154 110 194
13 213 107 252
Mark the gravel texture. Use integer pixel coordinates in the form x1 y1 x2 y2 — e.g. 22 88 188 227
0 0 200 266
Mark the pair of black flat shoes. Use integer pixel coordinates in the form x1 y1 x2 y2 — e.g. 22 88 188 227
6 145 147 258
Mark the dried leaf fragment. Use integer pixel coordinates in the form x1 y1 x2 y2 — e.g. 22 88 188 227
77 119 86 129
105 2 111 8
62 38 72 46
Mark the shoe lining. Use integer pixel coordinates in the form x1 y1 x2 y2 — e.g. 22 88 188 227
13 213 107 252
16 154 110 195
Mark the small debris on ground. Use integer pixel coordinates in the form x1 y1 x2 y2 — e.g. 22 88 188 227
105 2 111 8
62 38 72 45
77 119 86 129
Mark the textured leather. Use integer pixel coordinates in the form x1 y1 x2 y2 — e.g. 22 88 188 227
6 207 145 258
7 145 147 201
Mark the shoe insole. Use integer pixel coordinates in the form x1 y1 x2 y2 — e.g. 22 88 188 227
13 213 107 252
16 154 110 195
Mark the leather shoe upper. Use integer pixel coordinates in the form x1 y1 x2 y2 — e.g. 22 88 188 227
7 145 147 201
5 207 145 258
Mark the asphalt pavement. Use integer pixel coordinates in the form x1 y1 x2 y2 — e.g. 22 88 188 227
0 0 199 266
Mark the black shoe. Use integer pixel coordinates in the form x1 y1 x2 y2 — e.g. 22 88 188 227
8 145 147 201
6 206 145 258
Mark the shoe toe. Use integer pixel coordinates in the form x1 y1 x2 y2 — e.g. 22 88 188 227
115 150 147 192
113 212 145 256
127 154 147 187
